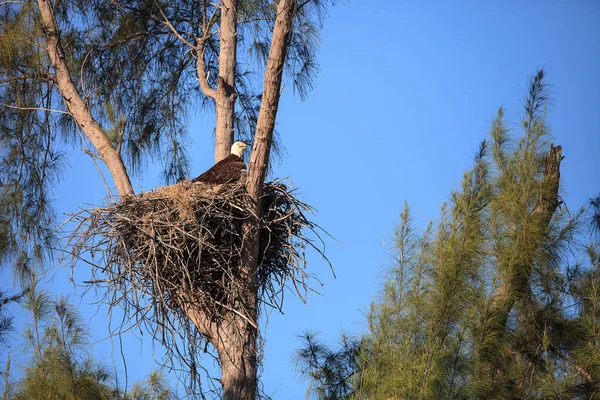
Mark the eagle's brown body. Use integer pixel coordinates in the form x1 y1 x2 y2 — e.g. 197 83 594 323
191 154 246 184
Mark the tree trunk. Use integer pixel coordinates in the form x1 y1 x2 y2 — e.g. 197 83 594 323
214 0 238 162
218 319 258 400
37 0 134 198
217 0 298 398
95 0 298 395
182 291 258 399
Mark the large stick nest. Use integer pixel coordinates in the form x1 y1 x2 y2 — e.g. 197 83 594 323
68 181 328 392
70 181 326 327
69 179 329 387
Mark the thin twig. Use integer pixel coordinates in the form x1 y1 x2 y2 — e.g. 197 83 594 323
0 103 69 114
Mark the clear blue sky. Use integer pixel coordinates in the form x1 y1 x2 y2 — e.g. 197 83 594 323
5 0 600 398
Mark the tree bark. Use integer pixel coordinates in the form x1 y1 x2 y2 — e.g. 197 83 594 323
180 292 257 399
246 0 297 200
214 0 238 162
37 0 134 198
186 1 297 397
217 319 258 400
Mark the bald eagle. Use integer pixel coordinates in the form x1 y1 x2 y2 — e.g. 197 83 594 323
192 141 247 184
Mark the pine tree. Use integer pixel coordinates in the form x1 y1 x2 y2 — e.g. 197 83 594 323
8 276 177 400
15 280 117 400
296 70 600 400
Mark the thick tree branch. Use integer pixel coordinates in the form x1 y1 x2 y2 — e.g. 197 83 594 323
214 0 238 162
246 0 297 201
180 297 216 342
195 38 217 100
153 1 218 101
36 0 134 197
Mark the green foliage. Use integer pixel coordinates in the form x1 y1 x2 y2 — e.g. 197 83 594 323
567 244 600 398
359 148 491 399
0 2 64 287
589 195 600 235
8 279 177 400
15 284 116 400
296 70 600 399
294 332 360 399
78 0 332 179
128 370 177 400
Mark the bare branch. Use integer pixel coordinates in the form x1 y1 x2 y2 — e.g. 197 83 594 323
0 103 69 115
78 132 116 203
154 0 197 49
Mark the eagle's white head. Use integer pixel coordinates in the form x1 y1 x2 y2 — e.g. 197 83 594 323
231 141 247 158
